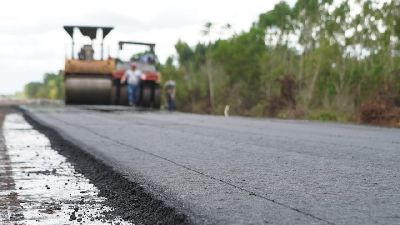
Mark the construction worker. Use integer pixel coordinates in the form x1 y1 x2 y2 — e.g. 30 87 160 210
121 63 142 106
165 80 176 111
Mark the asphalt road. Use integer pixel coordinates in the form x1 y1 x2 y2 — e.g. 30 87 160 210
22 105 400 225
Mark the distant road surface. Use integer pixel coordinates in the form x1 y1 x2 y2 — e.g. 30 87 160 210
22 105 400 225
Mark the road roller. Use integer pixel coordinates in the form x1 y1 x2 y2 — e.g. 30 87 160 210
112 41 161 108
63 26 115 105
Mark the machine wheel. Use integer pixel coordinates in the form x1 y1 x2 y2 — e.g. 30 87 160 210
64 75 113 105
152 86 161 109
141 85 152 107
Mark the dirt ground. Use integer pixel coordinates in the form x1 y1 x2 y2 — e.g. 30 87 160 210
359 95 400 127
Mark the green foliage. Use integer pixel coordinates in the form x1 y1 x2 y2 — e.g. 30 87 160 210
24 72 64 99
258 1 292 29
175 41 193 65
24 82 43 99
307 110 338 122
213 27 266 86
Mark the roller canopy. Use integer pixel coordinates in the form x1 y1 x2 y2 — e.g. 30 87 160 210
118 41 156 52
63 26 114 40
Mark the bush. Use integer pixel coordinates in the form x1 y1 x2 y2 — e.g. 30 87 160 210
308 110 338 121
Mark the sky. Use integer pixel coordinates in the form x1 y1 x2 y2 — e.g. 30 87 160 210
0 0 294 95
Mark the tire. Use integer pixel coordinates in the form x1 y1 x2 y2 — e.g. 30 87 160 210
141 86 152 107
152 86 161 109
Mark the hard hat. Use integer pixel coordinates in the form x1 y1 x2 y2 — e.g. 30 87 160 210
165 80 176 88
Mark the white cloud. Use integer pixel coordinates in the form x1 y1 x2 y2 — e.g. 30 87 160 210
0 0 295 94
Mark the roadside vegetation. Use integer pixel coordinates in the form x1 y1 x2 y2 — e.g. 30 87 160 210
160 0 400 126
24 72 64 100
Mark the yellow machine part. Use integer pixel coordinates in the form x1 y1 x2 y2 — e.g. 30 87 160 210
65 59 115 75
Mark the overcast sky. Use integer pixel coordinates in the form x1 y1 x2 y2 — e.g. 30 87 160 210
0 0 294 95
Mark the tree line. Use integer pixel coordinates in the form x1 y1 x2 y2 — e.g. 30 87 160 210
160 0 400 122
24 72 64 100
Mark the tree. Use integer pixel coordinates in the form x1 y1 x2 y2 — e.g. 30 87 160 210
175 41 195 109
202 21 216 112
24 72 64 99
24 82 44 98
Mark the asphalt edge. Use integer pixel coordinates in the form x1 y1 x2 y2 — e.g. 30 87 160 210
18 105 192 225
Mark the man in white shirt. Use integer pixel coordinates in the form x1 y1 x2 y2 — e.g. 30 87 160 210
121 63 142 106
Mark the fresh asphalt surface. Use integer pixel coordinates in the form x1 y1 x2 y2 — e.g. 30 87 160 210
22 105 400 225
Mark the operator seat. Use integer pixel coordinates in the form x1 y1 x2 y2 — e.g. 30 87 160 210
78 45 95 61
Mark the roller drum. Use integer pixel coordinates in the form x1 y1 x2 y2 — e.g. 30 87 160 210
65 75 113 105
